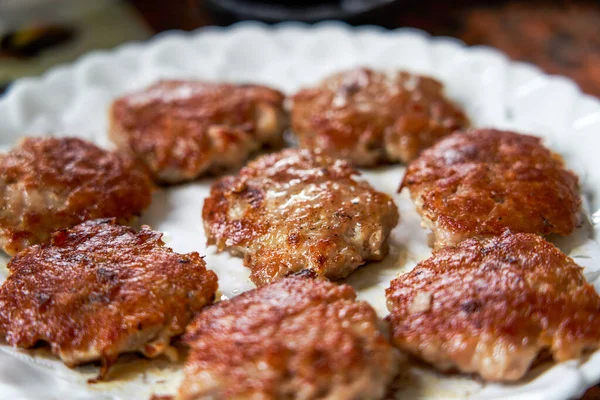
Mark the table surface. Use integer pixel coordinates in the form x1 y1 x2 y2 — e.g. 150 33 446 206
128 0 600 99
127 0 600 398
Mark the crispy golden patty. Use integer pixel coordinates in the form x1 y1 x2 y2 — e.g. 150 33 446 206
0 137 153 256
386 232 600 381
0 219 218 380
203 148 399 286
400 129 581 248
110 80 287 184
180 274 399 400
291 68 469 166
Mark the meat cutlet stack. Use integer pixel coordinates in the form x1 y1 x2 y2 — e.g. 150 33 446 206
291 68 469 166
179 274 399 400
110 80 287 184
386 232 600 381
0 137 153 255
400 128 581 249
203 148 399 286
0 219 218 381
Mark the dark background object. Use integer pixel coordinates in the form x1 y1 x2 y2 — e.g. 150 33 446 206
0 25 75 59
204 0 402 25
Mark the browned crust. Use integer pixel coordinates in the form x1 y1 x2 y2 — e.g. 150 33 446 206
386 232 600 381
180 275 398 399
109 80 287 184
0 137 153 255
202 148 399 286
291 68 469 166
400 128 581 247
0 218 218 379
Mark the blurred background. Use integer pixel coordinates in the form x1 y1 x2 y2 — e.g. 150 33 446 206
0 0 599 98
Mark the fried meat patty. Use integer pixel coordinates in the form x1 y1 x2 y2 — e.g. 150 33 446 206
291 68 469 166
203 148 399 286
110 80 287 184
0 137 153 256
400 129 581 249
386 232 600 381
179 274 399 400
0 218 218 380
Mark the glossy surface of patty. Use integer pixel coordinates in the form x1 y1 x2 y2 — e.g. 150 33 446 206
180 274 399 400
0 137 153 255
0 219 218 380
291 68 469 166
203 148 399 286
110 80 287 183
386 232 600 381
400 129 581 248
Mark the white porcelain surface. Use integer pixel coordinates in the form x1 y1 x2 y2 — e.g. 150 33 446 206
0 22 600 400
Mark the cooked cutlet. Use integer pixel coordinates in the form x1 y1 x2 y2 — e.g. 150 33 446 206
202 148 399 286
0 218 218 380
179 274 399 400
0 137 153 256
291 68 469 166
386 232 600 381
110 80 287 184
400 129 581 249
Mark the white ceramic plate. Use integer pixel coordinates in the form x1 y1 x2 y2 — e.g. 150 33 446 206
1 22 600 400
